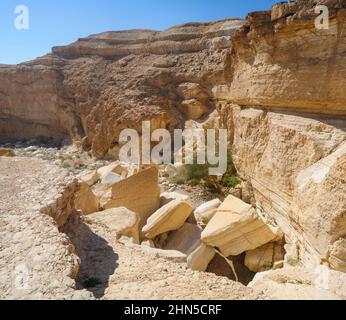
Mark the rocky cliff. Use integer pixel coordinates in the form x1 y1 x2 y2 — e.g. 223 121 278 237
0 0 345 274
215 0 346 271
0 19 244 158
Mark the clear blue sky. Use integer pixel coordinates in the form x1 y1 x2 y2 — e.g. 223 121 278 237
0 0 278 64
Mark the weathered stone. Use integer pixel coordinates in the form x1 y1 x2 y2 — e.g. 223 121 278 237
92 182 110 199
215 1 346 271
97 163 127 180
201 196 278 256
217 195 253 214
194 199 222 226
160 191 190 207
0 157 83 300
142 200 193 239
74 182 99 215
164 223 202 255
141 239 156 248
120 236 187 263
180 99 209 120
80 170 100 186
328 238 346 273
177 82 209 103
284 243 300 267
271 2 298 21
87 207 140 244
249 267 346 300
101 172 123 185
187 244 215 272
245 242 285 273
102 167 161 227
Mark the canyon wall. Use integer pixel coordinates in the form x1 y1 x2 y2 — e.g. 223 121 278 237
0 63 81 142
0 0 345 272
0 19 244 156
215 0 346 271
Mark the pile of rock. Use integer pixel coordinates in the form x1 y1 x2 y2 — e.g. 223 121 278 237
75 162 161 228
139 194 284 275
75 163 286 281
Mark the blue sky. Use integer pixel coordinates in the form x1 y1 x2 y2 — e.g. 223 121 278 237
0 0 278 64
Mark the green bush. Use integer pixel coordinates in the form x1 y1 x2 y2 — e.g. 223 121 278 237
185 162 210 181
222 175 241 188
175 147 240 192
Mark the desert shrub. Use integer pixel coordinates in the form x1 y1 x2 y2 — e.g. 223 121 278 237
185 161 210 181
174 147 241 192
222 175 241 188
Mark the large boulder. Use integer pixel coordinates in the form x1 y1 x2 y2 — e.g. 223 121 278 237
245 242 285 273
74 182 99 215
101 167 161 227
194 199 222 226
80 170 100 186
101 172 123 185
87 207 140 243
97 162 139 182
160 191 190 207
249 267 346 300
142 200 193 239
187 244 216 272
164 223 202 255
120 236 187 263
201 196 279 256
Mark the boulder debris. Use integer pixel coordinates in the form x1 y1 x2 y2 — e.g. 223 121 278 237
142 200 193 239
201 196 279 256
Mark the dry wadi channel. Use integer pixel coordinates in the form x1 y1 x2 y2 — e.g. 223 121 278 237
0 0 346 300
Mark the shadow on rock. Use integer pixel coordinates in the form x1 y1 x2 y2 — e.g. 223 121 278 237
61 214 119 299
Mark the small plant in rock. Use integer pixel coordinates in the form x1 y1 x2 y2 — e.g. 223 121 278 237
222 175 241 188
185 161 210 182
83 277 102 288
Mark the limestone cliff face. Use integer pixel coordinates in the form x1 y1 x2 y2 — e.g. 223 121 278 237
0 19 244 157
215 0 346 271
0 63 80 142
214 0 346 114
0 0 345 272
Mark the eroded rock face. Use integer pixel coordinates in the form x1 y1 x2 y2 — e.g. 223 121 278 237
214 0 346 114
215 0 346 272
0 19 245 158
0 64 81 142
